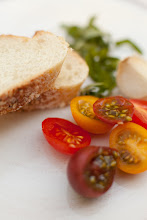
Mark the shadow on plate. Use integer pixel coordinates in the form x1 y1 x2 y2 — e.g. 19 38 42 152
66 182 113 217
115 168 146 189
41 135 69 169
0 110 42 134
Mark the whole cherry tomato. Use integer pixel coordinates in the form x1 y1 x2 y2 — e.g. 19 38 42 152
109 122 147 174
93 96 134 125
42 118 91 154
70 96 113 134
67 146 118 198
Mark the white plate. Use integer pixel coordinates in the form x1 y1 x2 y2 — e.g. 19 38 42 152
0 0 147 219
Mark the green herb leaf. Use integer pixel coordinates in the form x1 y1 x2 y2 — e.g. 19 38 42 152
116 39 142 54
62 17 142 97
80 83 111 98
88 16 96 27
85 52 118 91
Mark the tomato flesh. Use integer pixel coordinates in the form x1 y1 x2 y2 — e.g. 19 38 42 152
109 122 147 174
42 118 91 154
70 96 113 134
67 146 118 198
93 96 134 125
130 99 147 130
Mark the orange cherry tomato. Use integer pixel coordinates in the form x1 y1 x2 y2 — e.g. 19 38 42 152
70 96 113 134
109 122 147 174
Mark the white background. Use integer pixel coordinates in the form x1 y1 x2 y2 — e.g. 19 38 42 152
0 0 147 220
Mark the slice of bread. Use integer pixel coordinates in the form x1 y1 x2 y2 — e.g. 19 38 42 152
116 56 147 100
0 31 69 115
22 50 89 111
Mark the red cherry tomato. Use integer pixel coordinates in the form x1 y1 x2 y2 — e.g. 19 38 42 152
67 146 118 198
93 96 134 125
42 118 91 155
130 99 147 130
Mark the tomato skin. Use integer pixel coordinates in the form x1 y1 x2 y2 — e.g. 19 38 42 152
42 118 91 155
93 96 134 125
70 96 113 134
109 122 147 174
130 99 147 130
130 99 147 110
67 146 117 198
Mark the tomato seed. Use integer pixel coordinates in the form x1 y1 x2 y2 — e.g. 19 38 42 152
99 174 106 182
129 157 134 163
69 144 76 148
120 113 126 117
90 176 96 183
136 137 141 143
110 160 117 167
122 109 128 113
111 102 116 106
126 116 132 121
114 106 119 109
109 115 115 118
112 151 119 159
77 136 84 139
124 155 130 160
96 183 104 190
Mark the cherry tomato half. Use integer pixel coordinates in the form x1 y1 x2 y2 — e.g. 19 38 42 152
109 122 147 174
42 118 91 154
67 146 118 198
93 96 134 125
130 99 147 130
70 96 113 134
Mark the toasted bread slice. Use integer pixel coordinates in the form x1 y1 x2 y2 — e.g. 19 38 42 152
116 56 147 100
22 50 89 111
0 31 69 115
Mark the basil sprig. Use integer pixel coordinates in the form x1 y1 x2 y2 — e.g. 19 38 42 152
62 17 142 98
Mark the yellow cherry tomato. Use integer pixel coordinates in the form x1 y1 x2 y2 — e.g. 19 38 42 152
109 122 147 174
70 96 113 134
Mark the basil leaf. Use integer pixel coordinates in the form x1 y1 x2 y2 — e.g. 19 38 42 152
80 83 111 98
62 17 142 97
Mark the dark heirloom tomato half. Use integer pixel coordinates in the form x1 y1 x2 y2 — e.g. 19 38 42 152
42 118 91 155
67 146 118 198
130 99 147 130
93 96 134 125
109 122 147 174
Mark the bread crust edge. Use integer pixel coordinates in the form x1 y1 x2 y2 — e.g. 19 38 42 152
0 63 62 115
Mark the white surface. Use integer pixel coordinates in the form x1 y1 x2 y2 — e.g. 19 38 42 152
0 0 147 219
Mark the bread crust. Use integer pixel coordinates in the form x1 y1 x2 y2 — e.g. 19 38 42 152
0 64 61 115
0 31 68 115
22 51 89 111
22 80 84 111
